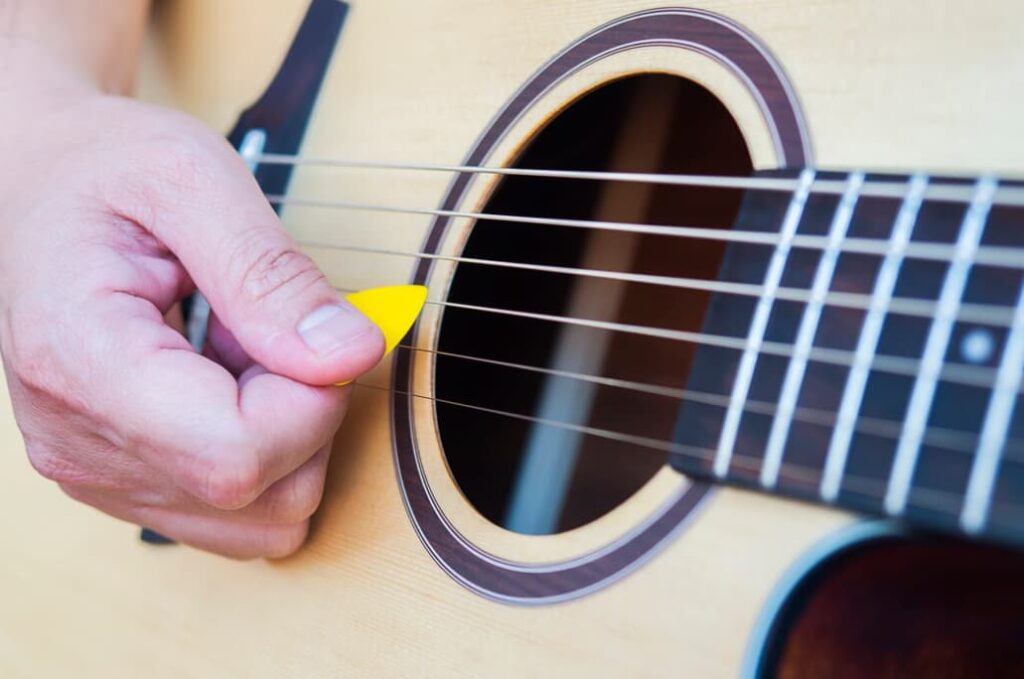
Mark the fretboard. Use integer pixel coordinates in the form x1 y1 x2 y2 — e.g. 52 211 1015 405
670 169 1024 546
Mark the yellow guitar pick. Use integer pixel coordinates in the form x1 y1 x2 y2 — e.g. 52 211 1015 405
335 285 427 387
345 284 428 356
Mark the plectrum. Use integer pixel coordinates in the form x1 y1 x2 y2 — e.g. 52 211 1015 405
339 284 428 387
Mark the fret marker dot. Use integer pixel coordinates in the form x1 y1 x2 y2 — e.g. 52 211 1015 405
960 328 994 364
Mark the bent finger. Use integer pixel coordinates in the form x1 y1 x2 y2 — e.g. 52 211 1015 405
85 293 349 510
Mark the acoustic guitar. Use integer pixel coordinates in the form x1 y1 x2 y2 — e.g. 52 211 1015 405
2 1 1023 676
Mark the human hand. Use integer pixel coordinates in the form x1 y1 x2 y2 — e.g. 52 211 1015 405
0 54 385 559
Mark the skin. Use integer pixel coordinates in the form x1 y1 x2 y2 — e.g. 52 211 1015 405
0 1 386 558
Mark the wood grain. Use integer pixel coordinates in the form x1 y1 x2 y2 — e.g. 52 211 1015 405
1 1 1021 676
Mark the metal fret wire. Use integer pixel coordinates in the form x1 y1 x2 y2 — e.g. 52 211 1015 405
713 168 815 477
821 173 930 501
962 280 1024 532
761 172 864 488
884 177 998 515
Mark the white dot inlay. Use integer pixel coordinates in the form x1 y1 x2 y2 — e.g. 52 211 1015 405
961 328 995 364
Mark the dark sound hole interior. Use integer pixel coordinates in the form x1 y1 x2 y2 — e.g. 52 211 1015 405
435 74 753 534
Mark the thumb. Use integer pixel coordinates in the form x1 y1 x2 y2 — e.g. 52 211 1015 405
119 127 385 386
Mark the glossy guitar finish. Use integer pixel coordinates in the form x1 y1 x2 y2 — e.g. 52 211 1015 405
2 1 1023 676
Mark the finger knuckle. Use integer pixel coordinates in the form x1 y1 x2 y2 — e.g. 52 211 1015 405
271 470 326 523
234 236 326 308
26 444 83 484
201 449 264 511
5 315 67 397
261 522 309 559
111 123 222 223
143 123 222 195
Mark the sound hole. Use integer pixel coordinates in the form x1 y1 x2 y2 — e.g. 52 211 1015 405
435 74 752 534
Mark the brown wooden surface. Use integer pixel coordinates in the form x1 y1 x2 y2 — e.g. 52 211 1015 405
776 538 1024 679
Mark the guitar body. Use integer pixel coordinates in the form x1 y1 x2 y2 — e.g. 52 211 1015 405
2 1 1023 676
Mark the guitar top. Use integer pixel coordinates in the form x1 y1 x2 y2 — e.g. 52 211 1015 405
2 1 1024 677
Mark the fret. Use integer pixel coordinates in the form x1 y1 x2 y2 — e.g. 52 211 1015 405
727 208 838 485
960 195 1024 535
760 172 864 487
821 174 928 501
988 398 1024 537
761 181 905 497
712 168 815 478
721 174 851 487
669 172 797 475
753 175 905 497
961 280 1024 532
905 268 1023 532
905 382 993 528
667 170 1024 546
884 176 999 515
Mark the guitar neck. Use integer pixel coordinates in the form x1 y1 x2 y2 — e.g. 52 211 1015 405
670 169 1024 545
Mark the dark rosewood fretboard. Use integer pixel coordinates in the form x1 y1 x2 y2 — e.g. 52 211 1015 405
670 169 1024 545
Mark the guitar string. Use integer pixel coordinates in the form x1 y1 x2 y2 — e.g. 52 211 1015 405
355 381 1018 520
383 341 1024 461
268 195 1024 269
255 153 1024 208
330 285 1009 391
263 164 1024 502
302 240 1017 327
354 381 892 498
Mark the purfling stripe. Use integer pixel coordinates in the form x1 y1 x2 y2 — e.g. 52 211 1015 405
392 8 811 602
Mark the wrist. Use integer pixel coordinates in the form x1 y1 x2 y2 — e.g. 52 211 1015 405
0 37 98 92
0 39 103 125
0 0 149 98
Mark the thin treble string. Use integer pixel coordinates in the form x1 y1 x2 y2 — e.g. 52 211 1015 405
386 341 1024 460
331 285 1003 390
354 381 1005 518
302 240 1016 327
255 153 1024 208
268 195 1024 269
